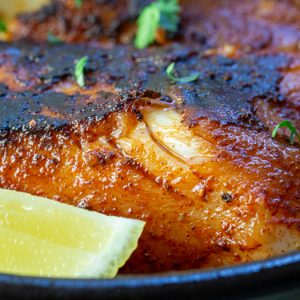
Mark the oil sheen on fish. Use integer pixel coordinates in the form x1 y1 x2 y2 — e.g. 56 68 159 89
0 42 299 273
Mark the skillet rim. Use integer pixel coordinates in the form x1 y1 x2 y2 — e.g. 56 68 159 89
0 251 299 288
0 251 299 300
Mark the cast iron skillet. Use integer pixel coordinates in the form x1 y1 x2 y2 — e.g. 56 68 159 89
0 251 299 300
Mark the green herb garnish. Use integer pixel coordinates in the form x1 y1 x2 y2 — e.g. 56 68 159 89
0 20 7 33
156 0 180 32
166 62 199 83
47 32 62 44
75 0 83 8
135 5 160 49
134 0 180 49
74 56 88 88
272 120 300 144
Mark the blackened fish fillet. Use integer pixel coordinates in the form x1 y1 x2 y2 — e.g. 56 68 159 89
0 42 299 273
9 0 148 44
8 0 300 54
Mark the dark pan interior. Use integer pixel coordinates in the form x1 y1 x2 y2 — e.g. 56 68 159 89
0 252 299 300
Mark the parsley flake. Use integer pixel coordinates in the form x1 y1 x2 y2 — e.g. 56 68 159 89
0 20 7 33
156 0 180 32
135 4 160 49
75 0 83 8
47 32 62 44
272 120 300 144
135 0 180 49
74 56 88 88
166 62 199 83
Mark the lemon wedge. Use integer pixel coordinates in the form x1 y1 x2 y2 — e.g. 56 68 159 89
0 188 145 278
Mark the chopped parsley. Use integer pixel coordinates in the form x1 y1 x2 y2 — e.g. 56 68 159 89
156 0 180 32
47 32 62 44
272 120 300 144
0 20 7 33
75 0 83 8
74 56 88 88
166 62 199 83
134 0 180 49
135 5 160 49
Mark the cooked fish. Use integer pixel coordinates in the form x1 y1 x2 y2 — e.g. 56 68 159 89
8 0 300 54
0 42 299 273
8 0 147 44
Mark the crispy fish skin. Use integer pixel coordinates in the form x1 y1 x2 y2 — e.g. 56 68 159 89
8 0 300 53
0 42 299 273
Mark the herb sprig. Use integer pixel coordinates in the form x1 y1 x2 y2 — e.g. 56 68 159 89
135 0 180 49
75 0 83 8
74 56 88 88
166 62 199 83
47 32 62 44
272 120 300 144
0 20 7 33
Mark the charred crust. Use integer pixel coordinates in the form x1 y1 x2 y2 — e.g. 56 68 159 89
0 42 289 134
84 149 116 167
18 2 59 24
0 88 130 135
16 0 150 42
221 192 233 203
13 0 300 56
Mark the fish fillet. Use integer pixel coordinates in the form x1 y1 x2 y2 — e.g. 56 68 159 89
0 42 299 273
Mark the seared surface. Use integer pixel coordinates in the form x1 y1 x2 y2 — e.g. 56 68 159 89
0 42 299 272
9 0 148 44
0 42 289 132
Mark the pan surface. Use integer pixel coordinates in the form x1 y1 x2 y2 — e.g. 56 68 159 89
0 252 299 300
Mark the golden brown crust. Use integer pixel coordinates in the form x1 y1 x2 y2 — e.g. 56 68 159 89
0 41 299 273
1 104 299 273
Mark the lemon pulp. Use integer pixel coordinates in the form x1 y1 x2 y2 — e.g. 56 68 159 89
0 188 145 278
